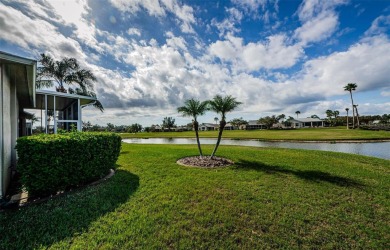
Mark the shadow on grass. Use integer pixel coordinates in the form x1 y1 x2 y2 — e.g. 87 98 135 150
235 160 365 188
0 169 139 249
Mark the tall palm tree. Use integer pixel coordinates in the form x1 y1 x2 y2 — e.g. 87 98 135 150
214 117 219 125
36 53 104 111
208 95 242 157
354 104 360 128
295 110 301 119
326 109 334 125
177 98 209 156
333 110 340 126
344 83 357 128
345 108 349 129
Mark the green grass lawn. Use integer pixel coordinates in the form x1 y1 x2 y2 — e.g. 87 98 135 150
1 144 389 249
121 127 390 141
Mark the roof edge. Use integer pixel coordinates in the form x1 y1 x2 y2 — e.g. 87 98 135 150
0 51 36 65
36 90 97 101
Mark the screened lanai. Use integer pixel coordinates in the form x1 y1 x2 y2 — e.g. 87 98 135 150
32 90 96 133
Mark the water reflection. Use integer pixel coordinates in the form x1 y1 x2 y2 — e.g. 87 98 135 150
123 138 390 160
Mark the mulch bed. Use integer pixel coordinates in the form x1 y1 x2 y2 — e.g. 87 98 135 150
177 156 234 168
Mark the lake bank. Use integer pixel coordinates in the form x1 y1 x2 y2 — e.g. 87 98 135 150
120 128 390 141
123 138 390 160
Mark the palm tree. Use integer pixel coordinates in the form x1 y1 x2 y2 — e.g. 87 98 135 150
214 117 219 125
344 83 357 128
326 109 333 125
345 108 349 129
36 53 104 111
208 95 242 157
29 114 39 132
333 110 340 126
295 111 301 119
177 98 209 156
354 104 360 128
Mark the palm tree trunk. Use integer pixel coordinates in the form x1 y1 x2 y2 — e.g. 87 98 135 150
211 120 226 157
346 111 349 129
355 106 360 128
349 91 355 128
193 121 203 156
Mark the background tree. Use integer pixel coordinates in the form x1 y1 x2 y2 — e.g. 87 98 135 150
333 110 340 126
229 117 248 129
311 114 320 119
82 121 92 131
258 116 278 129
106 123 115 132
284 116 294 127
381 114 390 124
344 83 357 128
276 114 286 122
177 99 209 156
209 95 242 157
295 110 301 119
128 123 143 133
162 117 176 131
214 117 219 125
326 110 334 125
345 108 349 129
29 114 39 128
36 53 104 111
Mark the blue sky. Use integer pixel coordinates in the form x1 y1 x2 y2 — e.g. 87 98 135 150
0 0 389 126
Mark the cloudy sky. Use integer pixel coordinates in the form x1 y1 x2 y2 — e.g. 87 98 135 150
1 0 389 126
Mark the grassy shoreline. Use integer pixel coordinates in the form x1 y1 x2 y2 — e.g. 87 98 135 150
121 127 390 141
1 144 389 249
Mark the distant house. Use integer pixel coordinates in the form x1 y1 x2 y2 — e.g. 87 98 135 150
0 51 97 199
244 120 266 130
224 123 235 130
175 125 190 132
151 125 162 132
199 123 218 131
290 118 324 128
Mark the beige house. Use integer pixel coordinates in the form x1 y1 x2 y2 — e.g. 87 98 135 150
290 118 324 128
0 51 96 199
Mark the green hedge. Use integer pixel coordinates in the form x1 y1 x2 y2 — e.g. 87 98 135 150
16 132 122 196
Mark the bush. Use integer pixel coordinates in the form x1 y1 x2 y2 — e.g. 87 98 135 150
16 132 122 196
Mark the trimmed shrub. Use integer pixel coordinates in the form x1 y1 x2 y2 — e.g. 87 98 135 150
16 132 121 196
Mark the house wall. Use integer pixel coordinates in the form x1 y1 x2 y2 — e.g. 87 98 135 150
0 64 2 198
0 64 18 199
1 64 11 198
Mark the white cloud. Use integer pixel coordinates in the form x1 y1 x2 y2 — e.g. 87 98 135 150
298 35 390 96
231 0 279 23
294 0 347 45
296 0 347 22
294 12 339 45
0 3 84 59
48 0 89 26
211 7 243 37
209 34 303 71
364 15 390 37
127 28 141 36
381 87 390 97
109 0 196 33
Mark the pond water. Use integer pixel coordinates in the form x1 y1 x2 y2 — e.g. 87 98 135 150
123 138 390 160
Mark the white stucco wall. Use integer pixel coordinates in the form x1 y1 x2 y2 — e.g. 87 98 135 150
1 64 13 199
0 64 2 198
